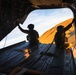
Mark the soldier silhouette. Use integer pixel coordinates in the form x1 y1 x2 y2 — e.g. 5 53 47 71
54 19 74 49
18 24 39 48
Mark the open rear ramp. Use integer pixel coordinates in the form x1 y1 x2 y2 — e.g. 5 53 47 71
0 41 76 75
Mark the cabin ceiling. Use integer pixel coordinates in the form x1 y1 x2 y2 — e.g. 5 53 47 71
0 0 75 41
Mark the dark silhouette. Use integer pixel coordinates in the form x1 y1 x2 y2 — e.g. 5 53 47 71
54 19 74 49
18 24 39 48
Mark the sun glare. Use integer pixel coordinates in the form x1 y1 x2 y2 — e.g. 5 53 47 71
24 49 30 58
